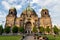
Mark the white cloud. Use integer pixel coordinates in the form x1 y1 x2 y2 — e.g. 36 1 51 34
31 0 58 8
0 11 6 18
1 0 22 10
37 9 42 17
8 0 17 3
3 0 17 3
12 5 22 10
52 5 60 13
2 1 11 10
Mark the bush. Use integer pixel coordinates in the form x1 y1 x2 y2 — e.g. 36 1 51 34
53 25 59 34
45 26 51 33
5 26 11 33
0 25 3 35
19 26 24 33
39 27 44 33
32 26 38 33
12 26 18 33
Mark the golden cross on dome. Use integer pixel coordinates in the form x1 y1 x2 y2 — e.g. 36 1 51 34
27 0 30 7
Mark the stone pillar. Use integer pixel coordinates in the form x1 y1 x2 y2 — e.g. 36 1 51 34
27 30 28 34
30 31 31 34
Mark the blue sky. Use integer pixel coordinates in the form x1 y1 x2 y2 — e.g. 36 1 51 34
0 0 60 28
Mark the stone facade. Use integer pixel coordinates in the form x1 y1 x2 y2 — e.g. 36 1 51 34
5 6 52 32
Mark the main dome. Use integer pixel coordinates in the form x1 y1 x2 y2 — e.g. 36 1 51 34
21 5 38 16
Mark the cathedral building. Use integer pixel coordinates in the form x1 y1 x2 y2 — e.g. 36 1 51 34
5 6 52 33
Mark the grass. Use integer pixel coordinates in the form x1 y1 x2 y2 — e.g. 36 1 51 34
45 35 60 40
0 35 22 40
38 34 60 40
0 35 60 40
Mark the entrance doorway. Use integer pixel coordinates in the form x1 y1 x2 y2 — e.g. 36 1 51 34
25 22 32 34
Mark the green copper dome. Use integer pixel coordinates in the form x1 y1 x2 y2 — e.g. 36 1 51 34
22 5 38 16
26 5 33 11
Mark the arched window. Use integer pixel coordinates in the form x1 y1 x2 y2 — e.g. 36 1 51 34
45 12 47 15
20 20 23 26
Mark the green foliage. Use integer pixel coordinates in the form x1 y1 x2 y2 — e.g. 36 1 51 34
45 26 51 33
39 27 44 33
19 26 24 33
32 26 38 33
53 25 59 34
0 25 3 35
12 26 18 33
46 35 60 40
5 26 11 33
0 35 21 40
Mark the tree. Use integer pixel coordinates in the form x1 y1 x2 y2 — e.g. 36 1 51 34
45 26 51 33
0 25 3 35
32 26 38 33
53 25 59 34
12 26 18 33
39 27 44 33
19 26 24 33
5 26 11 33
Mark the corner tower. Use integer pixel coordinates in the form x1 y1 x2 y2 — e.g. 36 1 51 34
5 7 17 27
40 9 52 28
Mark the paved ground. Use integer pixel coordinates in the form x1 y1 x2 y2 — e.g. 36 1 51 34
23 35 35 40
